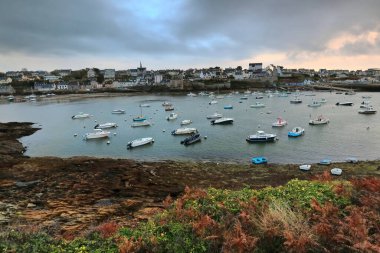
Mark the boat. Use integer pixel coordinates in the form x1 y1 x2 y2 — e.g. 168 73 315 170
335 91 343 94
255 95 264 99
319 98 327 103
358 105 377 114
319 159 332 165
308 101 321 107
164 105 175 111
162 101 172 106
336 102 353 106
309 115 329 125
131 121 151 127
345 90 356 95
94 122 118 129
216 95 225 99
187 92 197 97
206 113 223 119
133 106 146 121
331 168 342 176
210 117 234 125
84 129 110 140
209 100 218 105
360 101 371 108
251 156 268 164
180 119 192 125
166 113 178 121
7 95 14 101
250 102 265 108
299 164 311 171
304 92 316 96
246 131 277 143
362 95 372 99
240 96 249 100
140 103 150 107
112 109 125 114
288 127 305 137
72 113 91 119
180 133 201 146
346 157 358 163
272 117 287 127
127 137 154 149
171 127 198 135
290 97 302 104
224 105 233 109
278 93 288 97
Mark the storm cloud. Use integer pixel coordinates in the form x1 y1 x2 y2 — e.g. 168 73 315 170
0 0 379 70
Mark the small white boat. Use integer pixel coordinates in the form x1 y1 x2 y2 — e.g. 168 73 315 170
84 129 110 140
345 90 356 95
246 130 277 143
331 168 342 176
250 102 265 108
131 121 151 127
299 164 311 171
171 127 198 135
216 95 225 99
209 100 218 105
7 95 15 101
187 92 197 97
308 101 321 107
180 119 192 125
162 101 172 106
94 122 118 129
206 112 223 119
112 109 125 114
211 117 234 125
166 113 178 121
358 106 377 114
72 113 91 119
290 97 302 104
309 115 329 125
272 117 287 127
164 105 174 111
127 137 154 149
140 104 151 107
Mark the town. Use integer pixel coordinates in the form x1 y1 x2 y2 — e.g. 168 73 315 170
1 62 380 95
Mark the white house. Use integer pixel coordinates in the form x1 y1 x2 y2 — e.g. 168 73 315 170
56 82 68 90
154 74 163 84
34 83 56 91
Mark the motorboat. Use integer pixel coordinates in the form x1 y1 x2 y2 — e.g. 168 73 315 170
180 133 201 146
251 156 268 164
162 101 172 106
127 137 154 149
211 117 234 125
331 168 342 176
299 164 311 171
131 121 151 127
244 90 251 94
171 127 198 135
278 93 288 97
246 131 277 143
94 122 118 129
240 96 248 100
362 95 372 99
216 95 225 99
7 95 15 101
346 157 358 163
255 95 264 99
304 93 316 96
360 101 371 108
336 102 353 106
319 159 332 165
112 109 125 114
84 129 110 140
308 101 321 107
140 103 150 107
209 100 218 105
166 113 178 121
164 105 175 111
224 105 233 109
288 127 305 137
345 90 356 95
290 97 302 104
272 117 287 127
358 105 377 114
309 115 329 125
187 92 197 97
180 119 192 125
250 102 265 108
206 113 223 119
72 113 91 119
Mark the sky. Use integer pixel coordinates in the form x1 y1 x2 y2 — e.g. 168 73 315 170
0 0 379 72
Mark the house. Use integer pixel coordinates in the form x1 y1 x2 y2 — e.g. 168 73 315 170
0 84 15 94
34 83 56 91
154 74 163 84
248 63 263 73
56 82 68 90
104 69 115 80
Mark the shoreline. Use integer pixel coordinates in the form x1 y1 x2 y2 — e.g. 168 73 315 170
0 122 379 235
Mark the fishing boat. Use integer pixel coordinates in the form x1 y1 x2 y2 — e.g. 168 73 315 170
308 101 321 107
180 133 201 146
309 115 329 125
180 119 192 125
210 117 234 125
94 122 118 129
288 127 305 137
72 113 91 119
111 109 125 114
272 117 287 127
336 102 353 106
331 168 342 175
250 102 265 108
171 127 198 135
166 113 178 121
358 105 377 114
246 131 277 143
224 105 233 109
84 129 110 140
251 156 268 164
319 159 332 165
127 137 154 149
206 113 223 119
131 121 151 127
299 164 311 171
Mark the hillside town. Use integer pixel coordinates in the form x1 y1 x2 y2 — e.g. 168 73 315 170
1 62 380 95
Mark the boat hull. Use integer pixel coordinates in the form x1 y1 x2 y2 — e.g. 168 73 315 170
127 138 154 149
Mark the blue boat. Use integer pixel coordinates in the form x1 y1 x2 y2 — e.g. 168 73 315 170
251 156 268 164
288 127 305 137
224 105 233 109
133 116 146 122
319 159 332 165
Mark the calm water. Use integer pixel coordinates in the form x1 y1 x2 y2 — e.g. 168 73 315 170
1 92 379 164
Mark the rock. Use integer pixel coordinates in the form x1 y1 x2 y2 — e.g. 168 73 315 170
120 199 143 211
94 199 113 207
15 180 40 187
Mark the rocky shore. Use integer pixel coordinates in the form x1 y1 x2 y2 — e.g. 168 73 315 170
0 122 379 236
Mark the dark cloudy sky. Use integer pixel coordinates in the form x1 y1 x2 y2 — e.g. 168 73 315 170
1 0 379 71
